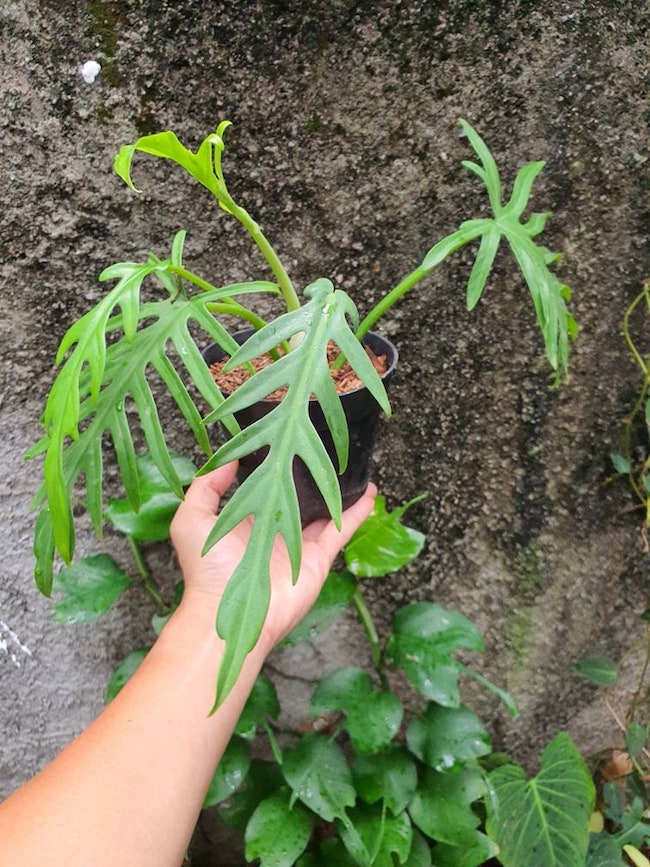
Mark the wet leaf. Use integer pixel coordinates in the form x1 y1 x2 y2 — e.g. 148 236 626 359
282 733 355 822
345 495 426 577
352 746 418 814
52 554 131 624
281 570 357 647
218 760 283 831
406 704 491 772
311 667 403 754
245 787 313 866
338 802 413 867
203 736 251 808
409 764 485 845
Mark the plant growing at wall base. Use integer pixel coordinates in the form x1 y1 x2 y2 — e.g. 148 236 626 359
29 119 577 703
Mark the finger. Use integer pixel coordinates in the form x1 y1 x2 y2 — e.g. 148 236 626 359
307 483 377 560
176 461 239 523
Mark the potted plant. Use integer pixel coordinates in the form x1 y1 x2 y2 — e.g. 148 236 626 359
28 119 576 703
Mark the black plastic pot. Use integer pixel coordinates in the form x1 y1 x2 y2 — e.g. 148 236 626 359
202 330 398 525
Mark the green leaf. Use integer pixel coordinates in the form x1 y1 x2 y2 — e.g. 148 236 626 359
344 495 426 578
503 160 546 219
432 832 496 867
387 603 484 706
466 228 500 310
282 732 356 822
626 722 647 760
406 704 491 772
459 119 502 213
245 788 313 867
151 581 184 635
611 453 633 474
104 453 196 542
32 241 274 579
203 736 251 808
311 667 403 754
106 648 149 701
352 746 418 815
235 674 280 738
338 803 413 867
199 280 391 706
486 732 596 867
408 764 485 845
52 554 131 624
218 760 284 831
281 569 357 647
403 830 432 866
573 654 618 687
586 834 626 867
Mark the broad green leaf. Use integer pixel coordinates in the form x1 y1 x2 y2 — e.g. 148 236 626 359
104 453 196 542
106 648 149 701
298 838 359 866
203 736 251 808
573 653 618 687
432 831 497 867
32 241 274 578
406 704 491 772
52 554 131 624
387 603 484 707
281 569 357 647
218 760 283 830
338 803 412 867
586 834 626 866
235 673 280 738
408 764 485 845
404 830 432 866
345 495 426 578
282 732 356 822
486 732 595 867
311 667 403 754
352 746 418 815
199 280 391 705
245 788 313 867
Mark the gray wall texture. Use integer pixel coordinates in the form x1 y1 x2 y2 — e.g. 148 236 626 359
1 0 648 858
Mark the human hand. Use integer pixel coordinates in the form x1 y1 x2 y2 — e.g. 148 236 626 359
170 461 377 648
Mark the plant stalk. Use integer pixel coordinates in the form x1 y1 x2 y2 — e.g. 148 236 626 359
127 535 169 616
352 588 387 687
355 263 429 342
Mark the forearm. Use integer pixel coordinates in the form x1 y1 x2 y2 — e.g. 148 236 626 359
0 597 271 867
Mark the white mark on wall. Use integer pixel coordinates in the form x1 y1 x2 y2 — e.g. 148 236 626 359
80 60 101 84
0 620 33 668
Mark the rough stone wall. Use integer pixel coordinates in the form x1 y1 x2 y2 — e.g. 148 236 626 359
1 0 648 854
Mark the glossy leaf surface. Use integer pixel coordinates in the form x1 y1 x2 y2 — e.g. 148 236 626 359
486 732 595 867
408 764 485 845
311 667 403 754
387 603 484 707
339 803 413 867
345 495 426 578
52 554 131 624
203 736 251 808
282 732 356 822
406 704 491 772
218 760 283 831
235 674 280 738
244 788 313 867
352 746 418 815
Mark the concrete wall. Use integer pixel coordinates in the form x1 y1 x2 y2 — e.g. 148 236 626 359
1 0 648 857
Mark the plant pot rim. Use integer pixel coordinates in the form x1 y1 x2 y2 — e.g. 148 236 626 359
203 329 399 405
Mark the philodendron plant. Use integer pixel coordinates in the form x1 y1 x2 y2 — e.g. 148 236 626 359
29 119 576 703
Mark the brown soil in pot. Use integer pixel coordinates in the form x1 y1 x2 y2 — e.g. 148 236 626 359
209 342 388 400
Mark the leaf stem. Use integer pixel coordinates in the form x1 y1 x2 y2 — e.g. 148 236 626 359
355 264 429 343
127 535 169 616
352 588 387 687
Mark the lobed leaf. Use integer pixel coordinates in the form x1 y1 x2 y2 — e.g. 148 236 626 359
200 280 391 705
352 746 418 815
345 494 426 578
338 803 413 867
408 764 486 845
387 603 484 707
218 760 284 831
310 667 403 755
406 704 491 772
